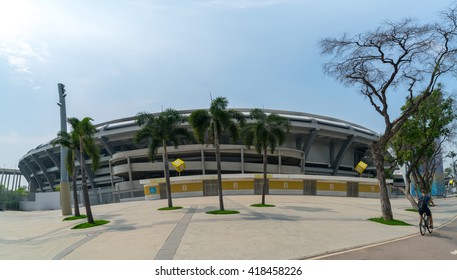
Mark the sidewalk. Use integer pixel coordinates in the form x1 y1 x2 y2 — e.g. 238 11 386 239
0 195 456 260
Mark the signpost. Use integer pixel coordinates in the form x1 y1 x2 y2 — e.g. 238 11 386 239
355 161 368 175
172 159 186 176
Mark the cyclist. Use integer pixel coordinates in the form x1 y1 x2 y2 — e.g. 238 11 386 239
418 190 435 229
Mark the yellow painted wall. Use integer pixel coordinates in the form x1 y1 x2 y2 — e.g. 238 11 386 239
359 183 379 193
269 180 303 190
143 177 381 196
316 181 346 191
222 180 254 190
171 182 203 193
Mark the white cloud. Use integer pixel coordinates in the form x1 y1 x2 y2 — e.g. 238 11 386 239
203 0 291 9
0 1 50 77
0 131 55 167
0 1 33 38
0 131 52 146
0 40 50 75
6 55 31 74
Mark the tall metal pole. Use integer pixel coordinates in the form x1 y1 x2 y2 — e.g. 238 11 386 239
58 83 72 216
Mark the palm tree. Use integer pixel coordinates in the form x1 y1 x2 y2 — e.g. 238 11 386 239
242 109 290 205
189 97 246 211
68 117 100 224
51 130 81 216
135 108 192 208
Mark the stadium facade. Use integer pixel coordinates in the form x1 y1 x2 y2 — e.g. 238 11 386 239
18 109 379 204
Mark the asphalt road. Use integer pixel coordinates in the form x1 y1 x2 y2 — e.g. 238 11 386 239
319 216 457 260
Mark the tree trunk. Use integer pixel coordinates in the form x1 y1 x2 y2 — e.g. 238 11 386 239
406 192 418 210
452 157 457 178
262 147 267 205
80 137 94 224
404 167 419 210
72 165 80 217
213 122 224 211
373 143 394 220
396 171 418 210
163 142 173 208
411 168 422 195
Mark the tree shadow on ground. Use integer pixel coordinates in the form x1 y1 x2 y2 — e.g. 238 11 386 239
239 212 302 221
280 206 335 213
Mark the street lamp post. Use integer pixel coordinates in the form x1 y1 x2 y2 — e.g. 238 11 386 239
58 83 72 216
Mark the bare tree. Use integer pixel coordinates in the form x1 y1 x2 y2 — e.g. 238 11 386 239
320 7 457 220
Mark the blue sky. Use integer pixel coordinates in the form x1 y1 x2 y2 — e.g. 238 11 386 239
1 0 456 171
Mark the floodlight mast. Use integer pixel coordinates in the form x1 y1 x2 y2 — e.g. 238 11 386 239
57 84 68 181
58 83 72 216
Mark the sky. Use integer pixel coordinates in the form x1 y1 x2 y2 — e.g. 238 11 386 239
1 0 457 172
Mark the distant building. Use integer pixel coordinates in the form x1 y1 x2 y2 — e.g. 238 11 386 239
393 163 445 197
0 168 22 190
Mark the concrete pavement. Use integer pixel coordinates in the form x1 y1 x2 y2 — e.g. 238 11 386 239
1 195 456 260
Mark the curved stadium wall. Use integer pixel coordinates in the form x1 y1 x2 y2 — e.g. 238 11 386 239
18 109 380 204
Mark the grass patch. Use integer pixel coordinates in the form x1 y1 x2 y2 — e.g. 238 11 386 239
405 208 418 212
251 203 276 207
368 217 412 226
71 220 110 229
62 215 87 221
158 206 183 211
206 210 240 215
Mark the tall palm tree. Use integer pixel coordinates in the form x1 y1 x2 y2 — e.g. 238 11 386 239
135 108 192 208
242 109 290 205
68 117 100 224
51 130 81 216
189 97 246 211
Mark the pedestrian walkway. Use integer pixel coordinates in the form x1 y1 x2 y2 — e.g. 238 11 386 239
0 195 456 260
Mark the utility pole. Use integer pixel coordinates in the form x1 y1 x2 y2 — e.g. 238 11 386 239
58 83 72 216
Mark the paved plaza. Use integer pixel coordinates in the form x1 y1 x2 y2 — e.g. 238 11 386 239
1 195 456 260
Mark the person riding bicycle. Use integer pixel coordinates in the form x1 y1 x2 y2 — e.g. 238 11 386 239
418 190 435 229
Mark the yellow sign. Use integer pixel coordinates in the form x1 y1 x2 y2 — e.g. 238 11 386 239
172 158 186 173
355 161 368 174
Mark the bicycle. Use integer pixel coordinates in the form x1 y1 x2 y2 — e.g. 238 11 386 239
419 212 433 235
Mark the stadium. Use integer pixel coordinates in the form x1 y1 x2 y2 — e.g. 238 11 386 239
18 108 382 205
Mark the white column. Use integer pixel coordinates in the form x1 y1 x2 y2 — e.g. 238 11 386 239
201 148 205 175
127 156 134 197
241 147 245 174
